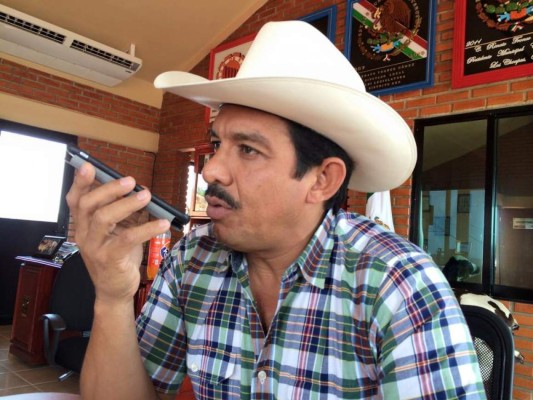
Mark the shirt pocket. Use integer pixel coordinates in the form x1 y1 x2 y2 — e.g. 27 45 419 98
186 352 236 386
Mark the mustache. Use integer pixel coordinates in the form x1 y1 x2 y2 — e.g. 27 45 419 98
205 184 241 209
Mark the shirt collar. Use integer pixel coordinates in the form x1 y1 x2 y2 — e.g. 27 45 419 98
294 209 337 289
216 210 339 288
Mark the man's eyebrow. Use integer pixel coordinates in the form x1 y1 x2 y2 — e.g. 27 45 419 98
231 132 271 149
208 128 271 149
207 128 219 140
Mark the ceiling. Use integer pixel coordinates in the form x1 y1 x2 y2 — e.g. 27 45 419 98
0 0 267 85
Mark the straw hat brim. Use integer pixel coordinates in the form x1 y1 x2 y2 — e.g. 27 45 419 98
155 71 416 193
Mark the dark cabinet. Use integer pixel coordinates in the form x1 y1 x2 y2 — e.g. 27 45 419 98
10 257 152 366
10 257 60 365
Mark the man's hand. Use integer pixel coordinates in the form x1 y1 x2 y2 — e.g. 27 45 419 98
66 161 171 305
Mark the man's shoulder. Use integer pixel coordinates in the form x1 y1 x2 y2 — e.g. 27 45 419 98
334 211 422 256
330 211 439 280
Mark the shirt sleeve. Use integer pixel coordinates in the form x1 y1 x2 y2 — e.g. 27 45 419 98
373 253 487 399
136 242 189 394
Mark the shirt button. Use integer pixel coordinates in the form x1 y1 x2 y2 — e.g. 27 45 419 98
258 370 267 384
190 362 199 373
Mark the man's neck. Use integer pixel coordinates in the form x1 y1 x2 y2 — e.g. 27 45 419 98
244 211 326 331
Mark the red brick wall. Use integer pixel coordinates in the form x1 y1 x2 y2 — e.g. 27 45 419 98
76 137 155 187
0 58 160 132
513 303 533 398
156 0 533 398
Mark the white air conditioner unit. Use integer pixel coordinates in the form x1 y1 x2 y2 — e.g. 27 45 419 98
0 4 142 86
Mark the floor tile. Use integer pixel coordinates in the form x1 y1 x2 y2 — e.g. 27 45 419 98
0 371 31 389
0 325 80 395
0 385 38 396
15 366 67 385
1 354 37 373
35 377 80 394
0 349 9 361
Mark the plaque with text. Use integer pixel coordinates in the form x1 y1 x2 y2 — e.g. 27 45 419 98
452 0 533 89
344 0 437 95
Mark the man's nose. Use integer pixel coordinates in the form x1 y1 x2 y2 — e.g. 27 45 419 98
202 149 231 186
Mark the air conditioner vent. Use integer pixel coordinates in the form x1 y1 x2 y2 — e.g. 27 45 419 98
0 4 142 86
0 10 65 44
70 39 140 72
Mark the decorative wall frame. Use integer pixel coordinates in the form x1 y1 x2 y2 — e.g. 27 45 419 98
344 0 437 95
300 5 337 42
452 0 533 89
206 32 256 124
33 235 65 259
205 6 337 125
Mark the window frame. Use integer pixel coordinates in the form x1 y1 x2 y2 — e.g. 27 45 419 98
409 104 533 302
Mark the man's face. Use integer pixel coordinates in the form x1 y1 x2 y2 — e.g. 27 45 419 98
202 105 315 253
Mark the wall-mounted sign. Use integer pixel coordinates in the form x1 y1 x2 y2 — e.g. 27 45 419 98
344 0 437 95
513 218 533 230
206 33 256 124
452 0 533 89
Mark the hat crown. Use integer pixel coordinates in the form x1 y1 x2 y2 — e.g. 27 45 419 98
154 20 416 192
237 21 366 92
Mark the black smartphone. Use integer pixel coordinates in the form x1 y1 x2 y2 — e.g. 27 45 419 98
65 144 189 231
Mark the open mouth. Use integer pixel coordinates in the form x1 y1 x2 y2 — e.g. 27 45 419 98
205 195 231 209
205 195 234 220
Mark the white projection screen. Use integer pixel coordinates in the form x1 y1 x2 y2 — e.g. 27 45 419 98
0 131 67 223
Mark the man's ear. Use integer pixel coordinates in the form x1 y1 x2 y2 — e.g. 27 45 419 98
306 157 346 204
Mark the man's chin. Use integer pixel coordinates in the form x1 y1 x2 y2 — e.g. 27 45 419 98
212 223 247 252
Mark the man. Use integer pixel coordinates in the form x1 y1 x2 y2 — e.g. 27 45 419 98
68 21 485 399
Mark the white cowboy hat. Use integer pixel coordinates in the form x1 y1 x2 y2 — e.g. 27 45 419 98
154 20 416 192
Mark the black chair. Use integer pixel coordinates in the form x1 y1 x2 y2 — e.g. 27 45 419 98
461 305 515 400
41 253 95 380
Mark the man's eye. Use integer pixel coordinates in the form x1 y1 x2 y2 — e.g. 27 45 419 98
240 145 257 155
212 141 221 152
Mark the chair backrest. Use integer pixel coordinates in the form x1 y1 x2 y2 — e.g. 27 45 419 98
49 253 95 331
461 305 515 400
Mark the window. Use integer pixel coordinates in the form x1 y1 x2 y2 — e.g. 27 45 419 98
183 144 213 233
410 105 533 301
0 120 76 231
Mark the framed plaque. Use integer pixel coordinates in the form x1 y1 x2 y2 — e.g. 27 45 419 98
344 0 437 95
452 0 533 89
206 33 256 124
33 235 66 259
300 5 337 42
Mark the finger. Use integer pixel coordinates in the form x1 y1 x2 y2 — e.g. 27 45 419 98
66 162 97 241
88 186 153 242
66 162 96 215
78 175 138 216
114 218 171 248
119 209 149 230
86 218 170 280
74 174 137 248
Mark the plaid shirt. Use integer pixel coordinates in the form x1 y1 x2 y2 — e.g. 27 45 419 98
137 210 485 399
